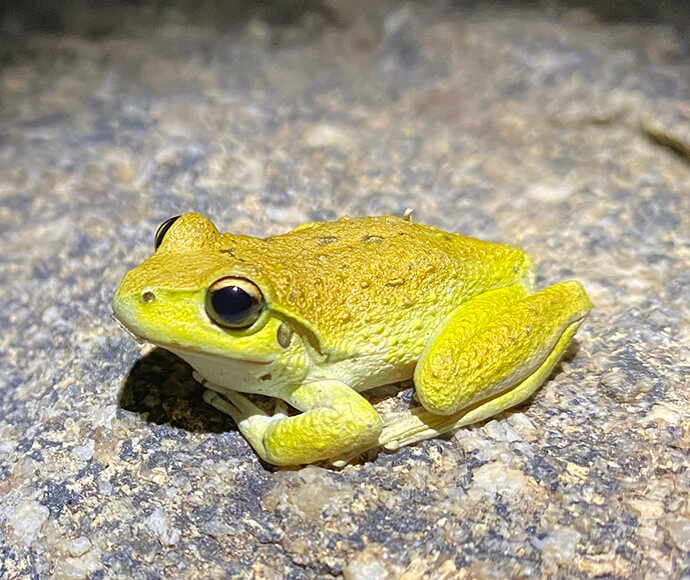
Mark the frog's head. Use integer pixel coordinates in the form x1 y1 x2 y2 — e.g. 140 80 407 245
113 213 310 392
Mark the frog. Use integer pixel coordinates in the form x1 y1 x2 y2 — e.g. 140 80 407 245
113 212 591 466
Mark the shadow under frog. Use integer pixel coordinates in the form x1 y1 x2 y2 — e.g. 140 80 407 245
118 347 233 435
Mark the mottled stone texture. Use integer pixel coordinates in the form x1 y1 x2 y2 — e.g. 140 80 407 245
1 1 689 578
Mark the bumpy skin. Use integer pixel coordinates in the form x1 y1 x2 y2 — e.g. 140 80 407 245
113 213 591 466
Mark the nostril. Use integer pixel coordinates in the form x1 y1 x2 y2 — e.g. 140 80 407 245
141 291 155 303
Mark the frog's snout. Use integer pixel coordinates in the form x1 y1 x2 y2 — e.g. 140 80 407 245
111 286 138 331
112 283 167 344
112 268 150 330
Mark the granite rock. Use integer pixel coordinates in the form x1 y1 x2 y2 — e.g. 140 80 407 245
1 1 689 578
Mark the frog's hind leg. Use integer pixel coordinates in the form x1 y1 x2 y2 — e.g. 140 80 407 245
377 281 591 451
201 379 382 466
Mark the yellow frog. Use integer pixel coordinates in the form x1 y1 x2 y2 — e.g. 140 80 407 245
113 213 591 466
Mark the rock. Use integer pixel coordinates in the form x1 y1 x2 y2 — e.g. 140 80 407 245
343 545 403 580
1 0 689 577
666 517 690 552
5 501 49 545
147 506 180 547
469 462 540 498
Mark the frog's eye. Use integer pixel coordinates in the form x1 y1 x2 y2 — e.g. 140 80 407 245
154 215 182 250
205 277 265 329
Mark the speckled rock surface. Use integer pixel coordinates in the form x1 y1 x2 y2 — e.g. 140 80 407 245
1 1 689 578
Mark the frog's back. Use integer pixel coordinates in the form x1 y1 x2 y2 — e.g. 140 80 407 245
223 216 532 357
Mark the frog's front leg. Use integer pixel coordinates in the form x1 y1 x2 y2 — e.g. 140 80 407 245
201 379 382 466
377 281 591 450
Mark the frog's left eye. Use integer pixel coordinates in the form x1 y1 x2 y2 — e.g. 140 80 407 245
206 277 265 329
154 215 181 250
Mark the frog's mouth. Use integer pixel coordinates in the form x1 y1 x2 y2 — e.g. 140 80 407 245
111 314 273 366
112 313 150 346
164 344 273 366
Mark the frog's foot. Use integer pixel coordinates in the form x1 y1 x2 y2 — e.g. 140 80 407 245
377 407 462 450
202 380 382 466
325 405 475 466
413 281 591 423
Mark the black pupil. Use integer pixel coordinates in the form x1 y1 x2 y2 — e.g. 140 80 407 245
154 215 181 250
210 285 257 325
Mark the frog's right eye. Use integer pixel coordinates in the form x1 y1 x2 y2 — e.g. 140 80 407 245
205 277 265 329
154 215 181 250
